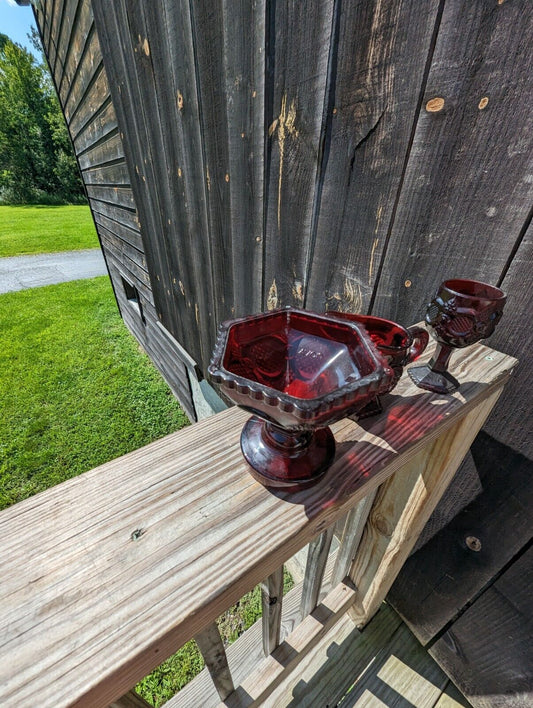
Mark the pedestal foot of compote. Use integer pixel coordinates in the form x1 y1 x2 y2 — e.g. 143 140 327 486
240 416 335 492
407 365 460 394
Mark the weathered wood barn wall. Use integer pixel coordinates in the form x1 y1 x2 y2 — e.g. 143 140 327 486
26 0 531 701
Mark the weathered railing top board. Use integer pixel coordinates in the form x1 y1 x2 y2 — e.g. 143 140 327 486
0 339 515 707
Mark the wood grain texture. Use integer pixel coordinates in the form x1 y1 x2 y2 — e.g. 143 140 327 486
172 550 338 708
47 0 64 71
261 567 284 656
91 0 181 342
430 546 533 708
73 97 117 152
331 489 377 587
349 386 504 627
58 0 91 104
265 604 402 708
486 220 533 457
187 0 265 318
66 62 110 136
337 616 455 708
86 184 136 210
195 623 235 701
262 0 335 309
305 0 441 314
225 581 358 707
0 341 514 707
52 0 78 87
110 690 152 708
76 126 123 171
371 0 533 325
299 526 335 619
388 429 533 645
93 211 143 252
134 0 215 366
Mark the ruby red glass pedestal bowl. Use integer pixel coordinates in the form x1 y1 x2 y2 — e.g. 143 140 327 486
208 308 394 491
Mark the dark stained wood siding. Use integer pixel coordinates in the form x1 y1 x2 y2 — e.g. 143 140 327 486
306 0 444 313
370 0 533 324
30 0 197 420
429 544 533 708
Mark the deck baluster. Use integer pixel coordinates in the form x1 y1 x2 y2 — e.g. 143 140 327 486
299 526 335 620
194 622 234 700
261 566 284 656
331 490 378 588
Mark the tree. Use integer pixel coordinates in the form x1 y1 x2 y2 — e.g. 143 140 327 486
0 33 84 203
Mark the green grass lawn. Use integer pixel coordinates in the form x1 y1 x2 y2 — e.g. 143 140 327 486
0 204 99 256
0 276 189 508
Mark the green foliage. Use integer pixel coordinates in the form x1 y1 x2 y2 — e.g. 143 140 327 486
0 35 84 204
0 277 189 509
0 204 99 256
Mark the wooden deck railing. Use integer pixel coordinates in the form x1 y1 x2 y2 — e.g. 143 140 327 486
0 334 516 707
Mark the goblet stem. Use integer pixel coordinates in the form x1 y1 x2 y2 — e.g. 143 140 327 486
408 342 460 394
428 343 453 373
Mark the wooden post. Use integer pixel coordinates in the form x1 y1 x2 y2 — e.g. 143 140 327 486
348 386 504 628
299 526 335 620
194 623 234 701
331 490 378 588
261 567 284 656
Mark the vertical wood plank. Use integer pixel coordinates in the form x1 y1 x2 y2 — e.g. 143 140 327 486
429 545 533 708
349 386 504 627
486 220 533 457
370 0 533 325
331 489 377 588
195 622 234 701
187 0 265 319
305 0 442 314
262 0 336 309
300 526 335 619
261 566 284 656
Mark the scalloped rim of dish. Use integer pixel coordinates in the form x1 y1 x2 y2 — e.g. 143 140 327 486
208 307 395 423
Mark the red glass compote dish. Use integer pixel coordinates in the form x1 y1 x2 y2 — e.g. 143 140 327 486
408 278 506 394
327 312 429 414
208 308 395 491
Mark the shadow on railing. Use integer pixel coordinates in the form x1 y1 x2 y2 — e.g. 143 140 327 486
0 340 515 708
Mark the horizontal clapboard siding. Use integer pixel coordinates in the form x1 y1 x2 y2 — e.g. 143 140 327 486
31 0 197 419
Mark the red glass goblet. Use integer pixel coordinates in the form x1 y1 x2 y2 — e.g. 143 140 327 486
208 308 395 491
408 278 506 394
327 312 429 414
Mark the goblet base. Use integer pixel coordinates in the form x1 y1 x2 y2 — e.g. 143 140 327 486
240 416 335 492
408 364 460 394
